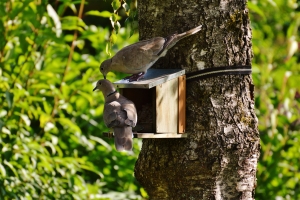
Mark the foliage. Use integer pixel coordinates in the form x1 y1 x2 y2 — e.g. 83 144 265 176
249 0 300 199
0 0 143 199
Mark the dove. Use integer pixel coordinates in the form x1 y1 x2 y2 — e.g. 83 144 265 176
100 25 202 82
93 79 137 151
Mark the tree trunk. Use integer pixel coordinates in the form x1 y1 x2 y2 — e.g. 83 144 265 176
134 0 260 199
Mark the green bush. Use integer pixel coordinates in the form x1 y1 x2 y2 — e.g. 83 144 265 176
249 0 300 199
0 0 142 199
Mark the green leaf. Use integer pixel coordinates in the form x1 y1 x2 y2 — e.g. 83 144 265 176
110 31 117 44
9 0 31 19
0 163 6 177
57 118 81 133
114 21 121 34
5 91 14 108
37 154 53 172
122 2 130 13
111 0 121 12
106 42 111 56
61 16 86 31
42 101 52 115
78 163 103 178
0 119 4 131
111 13 121 22
4 160 19 178
0 20 5 50
85 10 112 18
90 135 112 151
77 91 93 105
44 141 56 155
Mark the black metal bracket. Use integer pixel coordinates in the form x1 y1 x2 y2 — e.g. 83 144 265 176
186 65 252 82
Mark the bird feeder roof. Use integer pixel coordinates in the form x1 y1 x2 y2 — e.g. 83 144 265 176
113 69 185 89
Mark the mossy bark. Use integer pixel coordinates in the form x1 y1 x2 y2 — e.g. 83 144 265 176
134 0 260 199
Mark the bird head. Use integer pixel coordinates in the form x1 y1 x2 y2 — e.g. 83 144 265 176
93 79 117 98
99 59 111 79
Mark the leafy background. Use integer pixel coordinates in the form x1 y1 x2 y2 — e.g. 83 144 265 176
0 0 299 199
250 0 300 199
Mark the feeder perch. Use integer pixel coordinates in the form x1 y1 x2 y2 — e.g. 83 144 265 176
103 69 187 138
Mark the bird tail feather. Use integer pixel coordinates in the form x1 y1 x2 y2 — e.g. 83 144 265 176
157 25 202 56
177 25 202 39
114 127 133 151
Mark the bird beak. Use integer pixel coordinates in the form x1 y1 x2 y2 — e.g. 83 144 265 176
93 86 97 91
104 75 106 79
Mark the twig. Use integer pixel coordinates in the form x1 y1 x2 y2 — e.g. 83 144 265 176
51 0 86 117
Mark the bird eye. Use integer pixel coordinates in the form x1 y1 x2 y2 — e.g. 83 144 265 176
101 67 104 71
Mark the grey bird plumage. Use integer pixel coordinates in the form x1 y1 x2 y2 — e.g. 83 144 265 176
100 25 202 82
93 79 137 151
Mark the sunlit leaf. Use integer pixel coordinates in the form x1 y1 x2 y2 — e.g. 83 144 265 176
0 163 6 177
90 135 112 151
122 2 130 13
57 118 81 133
110 31 117 44
85 10 112 18
47 4 62 37
114 21 121 34
111 0 121 12
3 160 19 178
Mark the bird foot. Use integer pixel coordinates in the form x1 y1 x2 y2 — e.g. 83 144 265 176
123 72 145 82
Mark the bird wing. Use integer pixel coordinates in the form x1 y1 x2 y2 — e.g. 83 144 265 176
120 97 137 127
109 26 202 74
138 37 166 55
115 37 165 72
103 101 122 128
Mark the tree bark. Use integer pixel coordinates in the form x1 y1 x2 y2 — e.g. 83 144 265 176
134 0 260 199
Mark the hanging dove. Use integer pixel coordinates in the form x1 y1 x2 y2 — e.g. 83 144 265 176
93 79 137 151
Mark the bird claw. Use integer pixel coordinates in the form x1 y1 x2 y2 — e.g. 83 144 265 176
123 72 145 82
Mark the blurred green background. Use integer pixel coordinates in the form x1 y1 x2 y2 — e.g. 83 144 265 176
0 0 299 199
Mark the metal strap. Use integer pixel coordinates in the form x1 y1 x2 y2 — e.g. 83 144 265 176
186 65 252 82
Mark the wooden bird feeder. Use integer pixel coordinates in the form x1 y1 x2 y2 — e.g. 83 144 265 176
104 69 187 138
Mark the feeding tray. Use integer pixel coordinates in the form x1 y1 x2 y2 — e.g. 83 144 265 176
104 69 187 138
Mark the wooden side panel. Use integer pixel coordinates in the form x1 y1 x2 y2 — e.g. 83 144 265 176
156 78 178 133
178 75 186 133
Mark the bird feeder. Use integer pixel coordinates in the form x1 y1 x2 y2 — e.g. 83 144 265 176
103 69 187 138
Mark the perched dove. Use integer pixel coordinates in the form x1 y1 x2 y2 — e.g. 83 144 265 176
93 79 137 151
100 25 202 82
